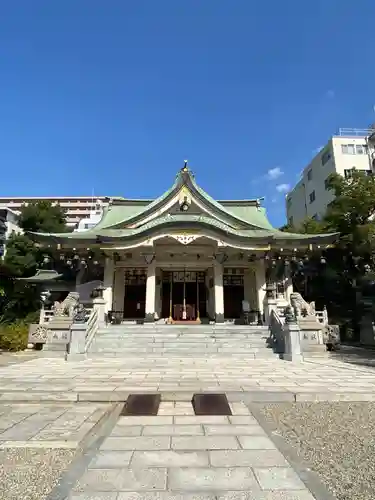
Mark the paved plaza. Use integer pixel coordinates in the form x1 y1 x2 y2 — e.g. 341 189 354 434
0 355 375 403
1 351 375 498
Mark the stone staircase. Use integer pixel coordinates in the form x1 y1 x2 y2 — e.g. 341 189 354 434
87 324 276 359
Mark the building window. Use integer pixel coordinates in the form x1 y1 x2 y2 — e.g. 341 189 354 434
307 169 312 181
341 143 356 155
324 178 331 190
321 150 331 165
309 191 316 203
356 145 365 155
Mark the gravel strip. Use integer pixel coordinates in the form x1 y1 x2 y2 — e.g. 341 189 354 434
0 448 76 499
258 402 375 500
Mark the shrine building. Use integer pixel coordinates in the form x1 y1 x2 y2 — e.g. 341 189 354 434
30 164 337 324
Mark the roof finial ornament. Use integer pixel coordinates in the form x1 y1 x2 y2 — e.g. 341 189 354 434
182 160 188 172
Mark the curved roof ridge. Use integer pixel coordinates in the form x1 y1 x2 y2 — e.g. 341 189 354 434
89 166 272 231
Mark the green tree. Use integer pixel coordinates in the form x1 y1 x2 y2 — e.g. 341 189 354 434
0 202 68 323
18 200 68 233
281 171 375 340
280 216 326 234
324 171 375 262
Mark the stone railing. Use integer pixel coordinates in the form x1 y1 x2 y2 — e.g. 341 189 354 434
85 308 99 351
315 307 328 325
39 309 54 324
66 297 105 361
269 307 303 362
39 306 93 325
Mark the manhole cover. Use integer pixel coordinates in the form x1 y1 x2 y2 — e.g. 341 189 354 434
120 394 161 416
192 393 232 415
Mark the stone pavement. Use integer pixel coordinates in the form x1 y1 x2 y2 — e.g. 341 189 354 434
0 403 112 449
69 401 317 499
1 356 375 402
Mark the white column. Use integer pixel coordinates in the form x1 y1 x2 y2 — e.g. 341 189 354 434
255 259 266 315
145 260 156 322
103 257 114 312
285 268 294 302
214 262 224 323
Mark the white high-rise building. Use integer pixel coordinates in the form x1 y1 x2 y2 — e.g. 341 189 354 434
0 196 108 229
286 128 375 227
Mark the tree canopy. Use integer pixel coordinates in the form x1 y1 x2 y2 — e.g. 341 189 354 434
0 201 68 323
18 200 68 233
281 171 375 339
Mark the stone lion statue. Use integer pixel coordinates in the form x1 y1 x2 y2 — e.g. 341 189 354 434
290 292 315 317
52 292 80 318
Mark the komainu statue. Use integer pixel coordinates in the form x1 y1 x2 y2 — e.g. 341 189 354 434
290 292 316 318
52 292 80 318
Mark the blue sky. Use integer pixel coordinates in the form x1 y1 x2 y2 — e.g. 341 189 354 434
1 1 375 226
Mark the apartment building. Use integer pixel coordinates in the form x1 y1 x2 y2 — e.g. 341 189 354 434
286 128 375 226
0 196 108 229
0 208 22 257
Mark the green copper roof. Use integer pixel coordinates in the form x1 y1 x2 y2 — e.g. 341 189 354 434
29 164 339 247
90 167 273 231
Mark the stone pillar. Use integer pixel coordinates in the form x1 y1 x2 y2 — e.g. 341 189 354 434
145 260 156 322
103 257 114 312
214 262 224 323
283 322 303 362
255 259 266 315
66 323 87 361
93 297 106 327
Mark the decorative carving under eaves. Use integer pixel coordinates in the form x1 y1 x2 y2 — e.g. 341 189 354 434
170 234 199 245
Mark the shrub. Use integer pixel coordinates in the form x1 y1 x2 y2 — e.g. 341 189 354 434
0 321 29 351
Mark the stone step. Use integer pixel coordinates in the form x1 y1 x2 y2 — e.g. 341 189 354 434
89 347 272 354
95 333 268 339
87 352 276 358
89 324 275 358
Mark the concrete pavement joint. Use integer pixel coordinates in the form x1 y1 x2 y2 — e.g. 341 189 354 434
248 402 336 500
44 403 122 500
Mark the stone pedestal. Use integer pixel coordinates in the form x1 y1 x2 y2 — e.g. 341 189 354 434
283 322 303 362
93 297 106 326
41 317 71 358
66 323 87 361
299 318 325 351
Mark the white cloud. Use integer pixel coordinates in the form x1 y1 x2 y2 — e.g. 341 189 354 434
276 183 290 193
266 167 284 180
